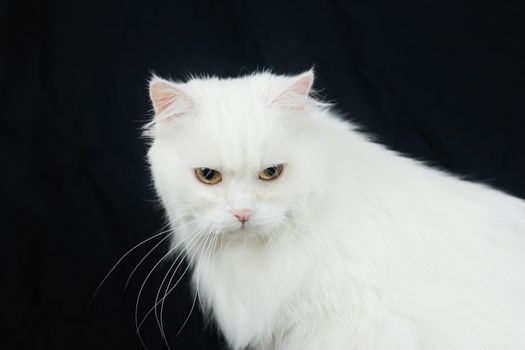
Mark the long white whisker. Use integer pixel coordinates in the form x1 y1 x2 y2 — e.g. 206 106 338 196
125 218 199 290
175 226 215 337
134 226 206 342
134 225 200 347
124 231 174 290
177 224 219 336
156 228 206 341
91 226 171 303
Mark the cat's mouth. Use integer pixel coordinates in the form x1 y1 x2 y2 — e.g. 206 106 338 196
182 211 292 242
224 221 261 235
217 215 291 241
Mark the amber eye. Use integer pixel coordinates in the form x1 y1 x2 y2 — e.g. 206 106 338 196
195 167 222 185
259 164 284 181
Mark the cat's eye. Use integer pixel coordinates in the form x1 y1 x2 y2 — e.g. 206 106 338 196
259 164 284 181
195 167 222 185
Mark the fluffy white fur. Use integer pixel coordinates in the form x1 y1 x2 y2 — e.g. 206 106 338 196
146 70 525 350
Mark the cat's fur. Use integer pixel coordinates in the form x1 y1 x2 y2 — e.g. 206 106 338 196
146 70 525 350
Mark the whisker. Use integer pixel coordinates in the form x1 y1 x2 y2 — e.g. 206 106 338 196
91 226 172 303
134 226 206 342
124 231 174 290
134 226 200 347
176 225 216 337
124 218 200 291
156 231 205 341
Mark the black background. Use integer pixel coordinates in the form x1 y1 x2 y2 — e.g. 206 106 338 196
2 0 524 349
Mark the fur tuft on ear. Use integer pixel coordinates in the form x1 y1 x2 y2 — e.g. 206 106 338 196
271 70 315 109
149 75 192 118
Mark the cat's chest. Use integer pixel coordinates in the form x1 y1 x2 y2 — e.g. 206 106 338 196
192 239 310 348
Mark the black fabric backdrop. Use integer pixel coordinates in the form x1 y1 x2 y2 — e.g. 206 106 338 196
2 0 524 349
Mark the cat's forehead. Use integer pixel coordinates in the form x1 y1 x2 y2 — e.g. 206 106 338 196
176 77 293 170
184 74 280 114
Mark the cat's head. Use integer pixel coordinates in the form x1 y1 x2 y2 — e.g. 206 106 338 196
146 71 332 242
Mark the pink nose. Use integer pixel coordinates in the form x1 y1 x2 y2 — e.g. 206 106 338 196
233 209 253 223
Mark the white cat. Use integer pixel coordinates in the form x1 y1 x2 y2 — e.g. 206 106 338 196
146 70 525 350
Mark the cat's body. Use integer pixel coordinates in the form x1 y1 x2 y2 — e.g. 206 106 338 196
146 71 525 349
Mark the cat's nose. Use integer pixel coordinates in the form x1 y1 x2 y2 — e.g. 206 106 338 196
233 208 253 223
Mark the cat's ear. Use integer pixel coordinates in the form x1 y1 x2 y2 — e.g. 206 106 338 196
149 75 192 118
271 70 314 109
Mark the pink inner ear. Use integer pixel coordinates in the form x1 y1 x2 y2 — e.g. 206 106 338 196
288 72 314 97
272 71 314 108
154 92 175 114
150 81 179 114
149 78 192 118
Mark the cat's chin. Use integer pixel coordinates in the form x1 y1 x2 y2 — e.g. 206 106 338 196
215 223 282 244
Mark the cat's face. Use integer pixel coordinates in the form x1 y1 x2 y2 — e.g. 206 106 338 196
147 71 323 241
